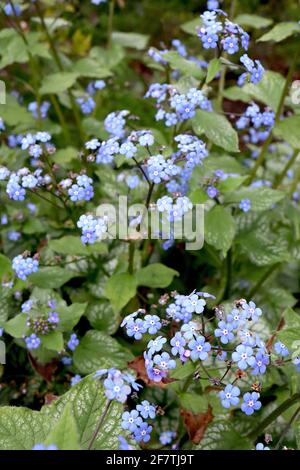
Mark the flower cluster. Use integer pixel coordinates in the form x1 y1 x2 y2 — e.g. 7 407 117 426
12 254 39 281
120 294 295 420
198 10 249 54
145 84 212 127
121 399 155 443
239 54 265 86
77 214 108 244
68 175 94 202
236 103 275 144
95 368 142 403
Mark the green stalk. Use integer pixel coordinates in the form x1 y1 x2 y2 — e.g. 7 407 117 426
248 48 300 185
34 1 85 144
107 0 116 48
88 400 112 450
249 263 281 298
273 149 300 189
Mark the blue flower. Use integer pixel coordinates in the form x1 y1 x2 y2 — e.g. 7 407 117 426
214 321 235 344
122 373 143 391
293 356 300 372
159 431 176 445
21 300 33 313
125 318 147 340
255 443 270 450
32 444 58 450
25 333 41 350
118 435 133 450
120 140 137 159
104 377 131 403
188 335 211 361
126 175 140 189
67 333 79 351
136 400 156 419
12 255 39 281
222 36 239 54
274 341 289 357
71 374 82 386
239 199 251 212
232 344 255 370
183 293 206 314
227 308 246 329
143 315 162 335
251 350 270 375
206 185 219 199
241 301 262 322
170 332 186 356
121 410 143 432
133 422 153 443
153 352 176 370
241 392 262 415
147 336 167 355
219 384 240 408
181 321 200 340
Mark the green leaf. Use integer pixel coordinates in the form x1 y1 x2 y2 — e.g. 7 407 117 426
218 176 248 192
180 18 201 35
71 58 112 79
277 308 300 351
242 71 285 112
48 236 90 256
224 187 285 211
258 22 300 43
52 147 78 165
112 32 149 50
104 273 137 312
0 407 52 450
85 300 120 334
73 330 133 374
0 95 34 126
40 72 78 95
180 393 209 414
0 254 12 278
0 285 12 325
41 331 64 352
205 206 236 255
163 51 205 80
192 110 239 153
273 116 300 149
222 86 250 103
29 267 76 289
58 303 87 331
195 419 252 450
136 263 179 288
206 58 221 84
169 361 196 380
234 14 273 29
4 314 28 338
42 376 125 450
44 403 80 450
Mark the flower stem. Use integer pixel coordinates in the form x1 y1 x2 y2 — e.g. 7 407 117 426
88 399 112 450
273 149 300 189
107 0 116 48
248 48 300 185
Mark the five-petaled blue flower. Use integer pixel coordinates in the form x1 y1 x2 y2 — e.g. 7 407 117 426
188 335 211 361
219 384 240 408
232 344 255 370
241 392 262 415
